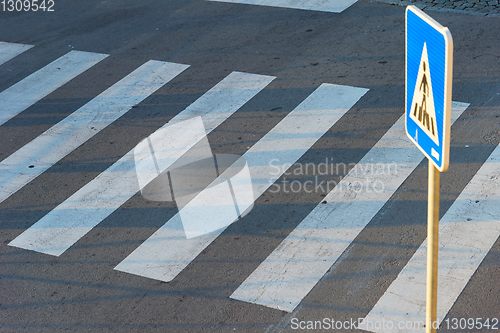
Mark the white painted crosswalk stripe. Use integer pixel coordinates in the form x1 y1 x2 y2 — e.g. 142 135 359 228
206 0 358 13
8 71 275 256
0 60 189 205
114 83 368 282
0 50 108 126
230 101 469 313
360 144 500 333
0 41 33 65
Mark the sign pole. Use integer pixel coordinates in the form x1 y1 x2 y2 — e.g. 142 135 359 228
426 160 440 333
406 6 452 331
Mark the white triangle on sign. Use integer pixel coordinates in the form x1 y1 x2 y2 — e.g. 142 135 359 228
410 43 439 145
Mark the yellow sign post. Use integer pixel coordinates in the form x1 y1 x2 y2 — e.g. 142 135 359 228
426 162 440 333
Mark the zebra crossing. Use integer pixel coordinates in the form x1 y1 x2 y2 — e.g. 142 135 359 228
8 70 276 256
361 144 500 332
2 41 498 329
230 101 469 313
0 60 189 205
114 83 368 281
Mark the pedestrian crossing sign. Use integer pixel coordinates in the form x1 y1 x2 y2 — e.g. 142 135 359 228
406 5 453 171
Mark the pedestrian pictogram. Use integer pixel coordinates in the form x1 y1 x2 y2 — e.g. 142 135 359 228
410 43 438 145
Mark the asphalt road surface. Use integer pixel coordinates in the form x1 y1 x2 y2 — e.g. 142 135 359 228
1 0 500 332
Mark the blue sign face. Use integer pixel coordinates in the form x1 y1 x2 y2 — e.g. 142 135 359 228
406 5 453 172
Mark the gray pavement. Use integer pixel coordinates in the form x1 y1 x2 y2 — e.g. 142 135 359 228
1 0 500 332
376 0 500 16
